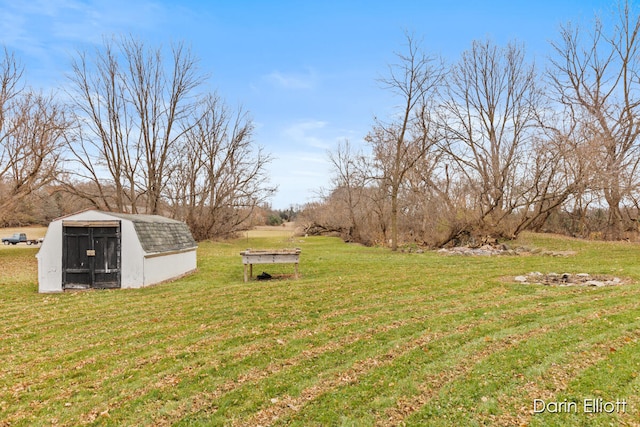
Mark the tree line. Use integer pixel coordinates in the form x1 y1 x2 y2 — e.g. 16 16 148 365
302 2 640 249
0 37 274 240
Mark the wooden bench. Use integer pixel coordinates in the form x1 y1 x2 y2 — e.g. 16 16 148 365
240 248 301 282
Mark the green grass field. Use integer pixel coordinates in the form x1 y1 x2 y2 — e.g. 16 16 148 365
1 232 640 426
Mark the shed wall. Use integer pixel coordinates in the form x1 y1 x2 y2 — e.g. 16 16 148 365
37 220 64 293
143 249 197 286
119 219 146 288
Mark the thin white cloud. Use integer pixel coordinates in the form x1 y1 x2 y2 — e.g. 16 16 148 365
19 0 83 16
266 152 330 208
52 1 167 42
259 119 341 207
295 155 329 164
265 68 317 90
0 0 172 90
0 8 31 48
282 120 332 149
0 0 168 55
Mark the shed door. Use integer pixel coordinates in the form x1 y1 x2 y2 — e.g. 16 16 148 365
63 224 121 289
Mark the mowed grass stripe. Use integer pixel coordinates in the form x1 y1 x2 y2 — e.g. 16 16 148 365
403 306 640 426
2 280 636 422
92 289 557 424
9 283 541 425
2 278 616 422
568 338 640 427
169 289 636 425
487 332 640 426
266 296 640 426
1 233 639 426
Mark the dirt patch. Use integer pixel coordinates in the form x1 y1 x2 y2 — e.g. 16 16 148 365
510 272 632 287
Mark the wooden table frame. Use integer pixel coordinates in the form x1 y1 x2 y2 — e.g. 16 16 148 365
240 248 301 282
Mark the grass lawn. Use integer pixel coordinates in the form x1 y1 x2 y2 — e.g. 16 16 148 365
1 232 640 426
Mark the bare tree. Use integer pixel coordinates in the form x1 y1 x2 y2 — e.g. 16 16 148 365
440 39 541 240
400 147 464 246
366 34 444 250
0 50 67 224
0 48 22 140
122 38 202 214
326 140 371 242
166 94 275 240
65 36 202 214
549 1 640 238
510 104 597 237
64 44 133 212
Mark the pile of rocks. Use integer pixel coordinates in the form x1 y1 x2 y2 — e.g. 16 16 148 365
513 272 624 287
437 244 516 256
437 244 576 257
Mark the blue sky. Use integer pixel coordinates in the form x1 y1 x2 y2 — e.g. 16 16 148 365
0 0 616 209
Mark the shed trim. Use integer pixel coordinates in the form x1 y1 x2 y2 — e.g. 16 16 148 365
63 220 121 227
143 247 197 259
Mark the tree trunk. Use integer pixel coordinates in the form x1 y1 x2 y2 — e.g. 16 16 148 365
604 190 624 239
390 184 399 251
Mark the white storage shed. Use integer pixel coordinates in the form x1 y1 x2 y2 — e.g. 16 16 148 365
37 210 197 293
